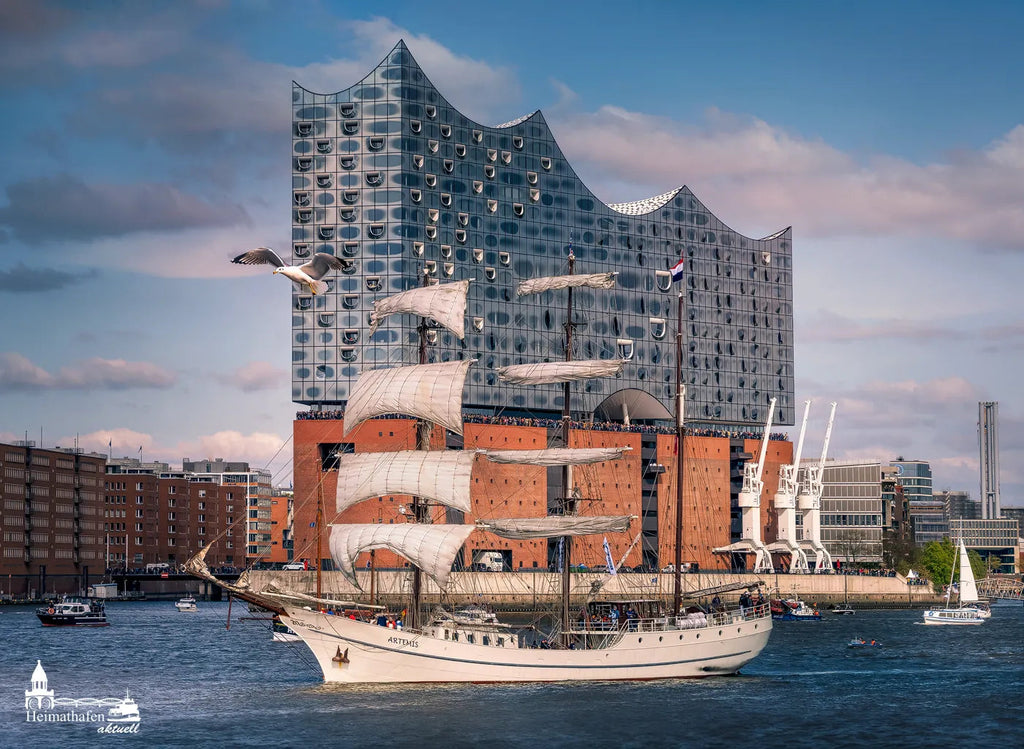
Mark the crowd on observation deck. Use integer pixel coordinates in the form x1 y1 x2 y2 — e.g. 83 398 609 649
297 409 787 441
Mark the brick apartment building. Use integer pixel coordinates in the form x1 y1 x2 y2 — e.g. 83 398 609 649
0 442 106 596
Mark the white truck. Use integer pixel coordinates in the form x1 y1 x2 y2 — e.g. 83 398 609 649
472 551 505 572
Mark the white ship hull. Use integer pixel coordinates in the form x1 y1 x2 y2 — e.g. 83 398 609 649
922 607 984 625
281 606 772 684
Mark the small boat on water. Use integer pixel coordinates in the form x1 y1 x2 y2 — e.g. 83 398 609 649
771 598 821 621
847 637 881 649
271 615 301 642
175 596 198 612
36 597 109 627
923 540 985 626
832 603 855 615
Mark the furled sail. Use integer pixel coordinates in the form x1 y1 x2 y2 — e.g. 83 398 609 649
958 539 978 603
335 451 477 514
497 359 624 385
484 447 631 466
517 273 617 296
329 524 475 589
368 280 471 340
478 515 633 540
344 360 474 436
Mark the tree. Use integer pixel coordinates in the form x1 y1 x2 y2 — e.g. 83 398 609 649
834 529 870 569
919 539 987 591
882 531 919 573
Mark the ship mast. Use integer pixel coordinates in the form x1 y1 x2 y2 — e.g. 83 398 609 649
409 268 432 630
560 241 576 646
673 285 685 615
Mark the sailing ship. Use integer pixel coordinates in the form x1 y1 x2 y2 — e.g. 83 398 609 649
922 539 985 625
188 247 772 683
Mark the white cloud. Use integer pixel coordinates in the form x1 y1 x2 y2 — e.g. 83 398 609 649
220 361 289 393
553 107 1024 249
0 353 176 391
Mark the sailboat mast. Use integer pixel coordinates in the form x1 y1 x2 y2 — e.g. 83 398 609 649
561 244 575 645
673 287 685 614
315 482 323 601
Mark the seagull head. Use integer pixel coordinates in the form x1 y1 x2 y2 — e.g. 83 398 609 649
273 268 283 275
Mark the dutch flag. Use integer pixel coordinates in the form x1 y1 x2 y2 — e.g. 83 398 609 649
670 258 685 282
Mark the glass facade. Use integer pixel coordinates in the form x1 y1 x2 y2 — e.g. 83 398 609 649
290 41 795 425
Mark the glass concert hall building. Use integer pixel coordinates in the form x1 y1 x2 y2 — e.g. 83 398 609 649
289 40 795 428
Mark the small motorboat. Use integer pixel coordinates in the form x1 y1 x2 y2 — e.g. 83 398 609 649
771 598 821 621
36 597 109 627
175 596 198 612
272 615 301 642
847 637 882 648
832 603 855 615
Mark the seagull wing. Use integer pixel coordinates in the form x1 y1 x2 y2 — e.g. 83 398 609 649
301 253 346 280
232 247 286 268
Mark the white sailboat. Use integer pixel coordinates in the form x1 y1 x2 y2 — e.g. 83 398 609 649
922 539 985 625
187 251 772 683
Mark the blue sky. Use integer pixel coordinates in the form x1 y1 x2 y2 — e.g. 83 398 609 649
1 0 1022 505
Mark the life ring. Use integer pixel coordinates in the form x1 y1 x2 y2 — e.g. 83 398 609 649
47 608 55 614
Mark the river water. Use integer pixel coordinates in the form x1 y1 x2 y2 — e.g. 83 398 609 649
1 600 1021 748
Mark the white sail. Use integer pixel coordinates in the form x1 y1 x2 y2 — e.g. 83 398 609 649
497 359 624 385
335 451 477 514
344 360 474 436
329 524 475 590
517 273 617 296
478 515 633 540
484 447 630 466
958 539 979 603
368 280 471 340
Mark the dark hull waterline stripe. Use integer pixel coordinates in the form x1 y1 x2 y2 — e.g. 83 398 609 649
301 626 756 670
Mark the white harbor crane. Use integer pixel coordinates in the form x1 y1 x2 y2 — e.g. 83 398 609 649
714 397 776 573
798 402 837 573
768 400 811 573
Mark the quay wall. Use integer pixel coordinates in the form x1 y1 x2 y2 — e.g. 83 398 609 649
250 570 944 609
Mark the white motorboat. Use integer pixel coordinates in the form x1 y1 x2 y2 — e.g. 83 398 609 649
174 596 198 612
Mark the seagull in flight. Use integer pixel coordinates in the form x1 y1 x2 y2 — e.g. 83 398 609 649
231 247 345 295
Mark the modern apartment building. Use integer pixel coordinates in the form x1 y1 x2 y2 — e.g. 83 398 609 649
817 460 887 566
182 459 272 561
